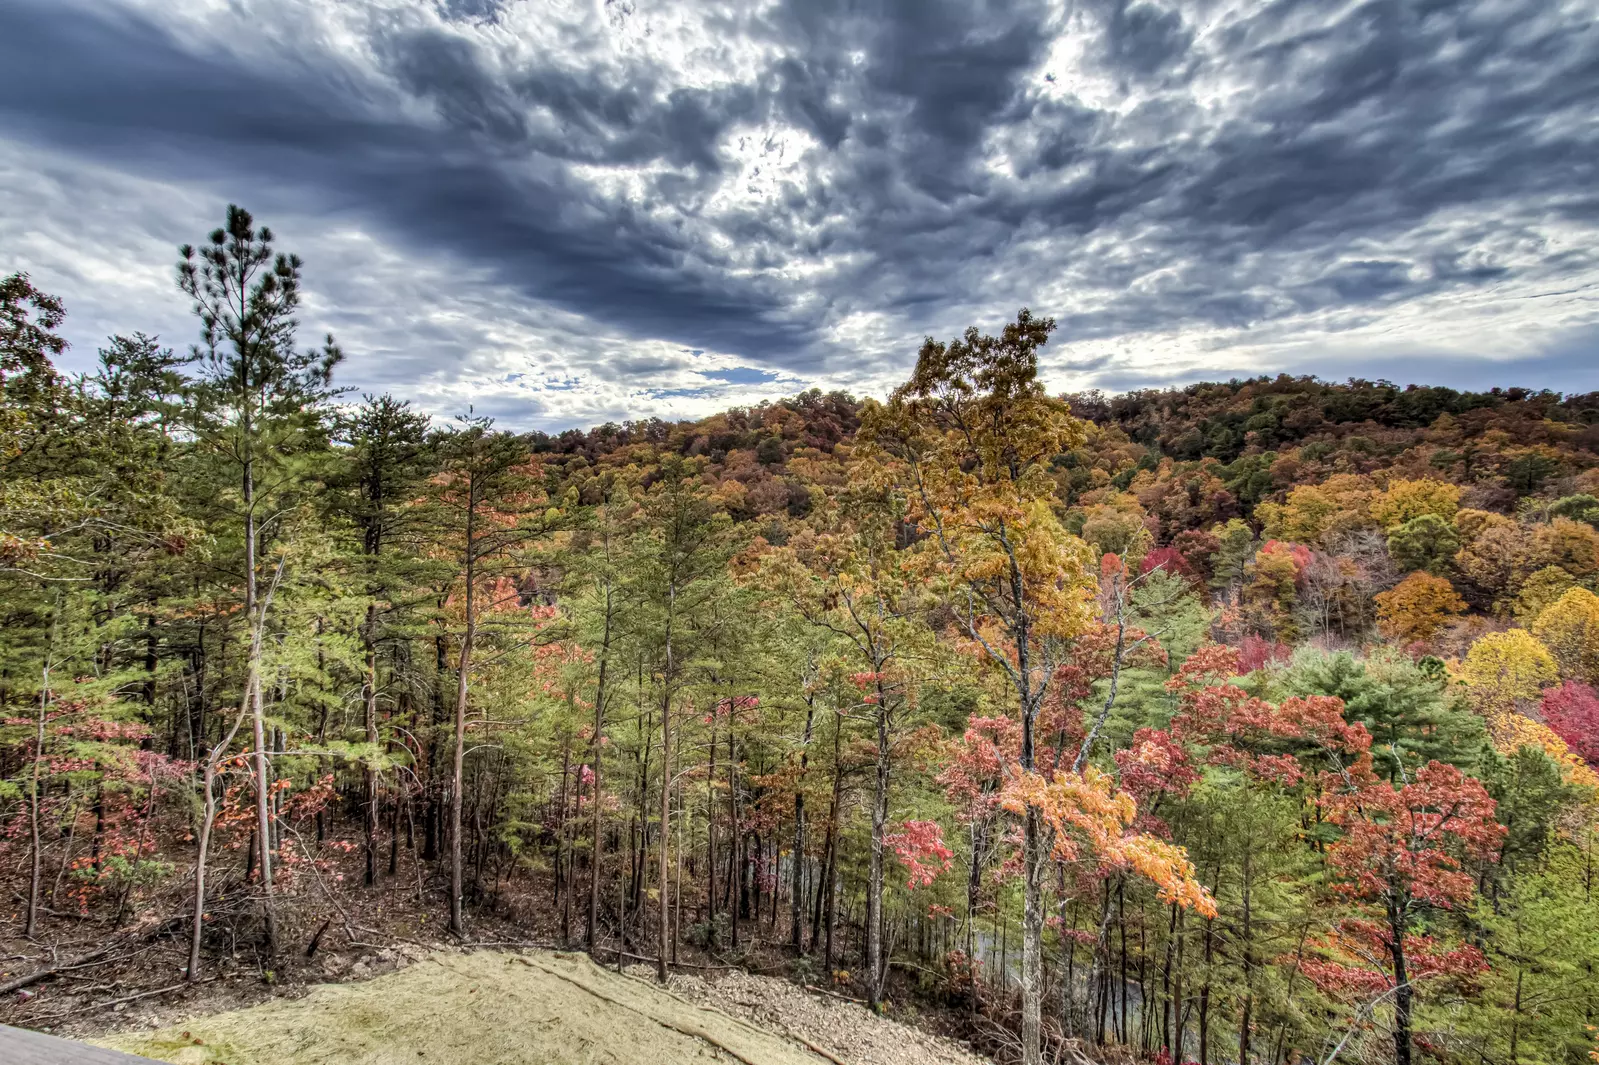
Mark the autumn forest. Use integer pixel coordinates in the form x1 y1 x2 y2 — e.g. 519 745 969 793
4 206 1599 1065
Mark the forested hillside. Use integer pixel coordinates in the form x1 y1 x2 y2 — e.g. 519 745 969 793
4 208 1598 1065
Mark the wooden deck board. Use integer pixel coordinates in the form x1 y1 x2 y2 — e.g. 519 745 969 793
0 1023 166 1064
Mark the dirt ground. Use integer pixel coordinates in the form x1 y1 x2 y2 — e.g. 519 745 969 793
668 965 989 1065
89 949 993 1065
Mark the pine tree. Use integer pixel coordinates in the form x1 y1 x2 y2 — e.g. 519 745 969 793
177 205 343 955
424 415 551 935
335 395 432 884
625 455 738 980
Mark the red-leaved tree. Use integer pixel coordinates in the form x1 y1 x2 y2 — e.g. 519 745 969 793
1308 762 1505 1065
1541 680 1599 766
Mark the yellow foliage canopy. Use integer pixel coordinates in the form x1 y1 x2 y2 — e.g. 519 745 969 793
1256 474 1374 544
1484 709 1599 793
1369 478 1461 529
1532 587 1599 685
1458 629 1558 710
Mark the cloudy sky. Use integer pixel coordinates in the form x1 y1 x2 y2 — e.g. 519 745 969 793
2 0 1596 429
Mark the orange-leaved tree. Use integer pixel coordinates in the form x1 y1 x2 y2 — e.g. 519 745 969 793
1376 572 1467 645
1001 766 1216 917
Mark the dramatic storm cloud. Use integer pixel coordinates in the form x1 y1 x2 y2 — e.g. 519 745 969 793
1 0 1596 427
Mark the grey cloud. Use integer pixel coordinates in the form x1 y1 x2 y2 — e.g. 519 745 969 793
0 0 815 359
1 0 1597 429
1103 2 1194 78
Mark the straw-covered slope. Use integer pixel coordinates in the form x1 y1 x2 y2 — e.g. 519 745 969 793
98 950 985 1065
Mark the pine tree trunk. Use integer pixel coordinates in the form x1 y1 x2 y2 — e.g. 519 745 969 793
1239 848 1254 1065
791 695 814 951
657 686 671 983
586 583 612 954
25 658 48 939
243 485 277 956
557 736 571 943
729 732 740 948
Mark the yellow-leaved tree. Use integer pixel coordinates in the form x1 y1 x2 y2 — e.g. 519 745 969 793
1459 630 1565 785
1369 477 1461 528
1532 586 1599 685
1460 629 1558 712
1256 473 1373 545
861 310 1213 1064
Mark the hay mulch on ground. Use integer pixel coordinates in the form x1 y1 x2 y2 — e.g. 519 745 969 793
99 950 838 1065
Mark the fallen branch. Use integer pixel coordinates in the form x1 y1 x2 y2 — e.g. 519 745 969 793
88 978 218 1011
0 944 117 995
30 977 218 1022
785 1031 851 1065
804 984 866 1005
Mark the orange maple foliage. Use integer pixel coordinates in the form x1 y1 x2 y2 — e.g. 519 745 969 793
1001 765 1217 918
1375 572 1468 644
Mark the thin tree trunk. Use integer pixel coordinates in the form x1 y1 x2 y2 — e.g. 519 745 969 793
707 706 719 924
25 653 49 939
657 578 676 983
189 758 221 978
728 730 740 948
559 730 573 946
586 576 613 954
449 490 477 937
867 693 890 1010
363 606 380 887
1239 847 1254 1065
791 693 815 950
190 558 279 981
424 628 447 862
242 463 278 957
